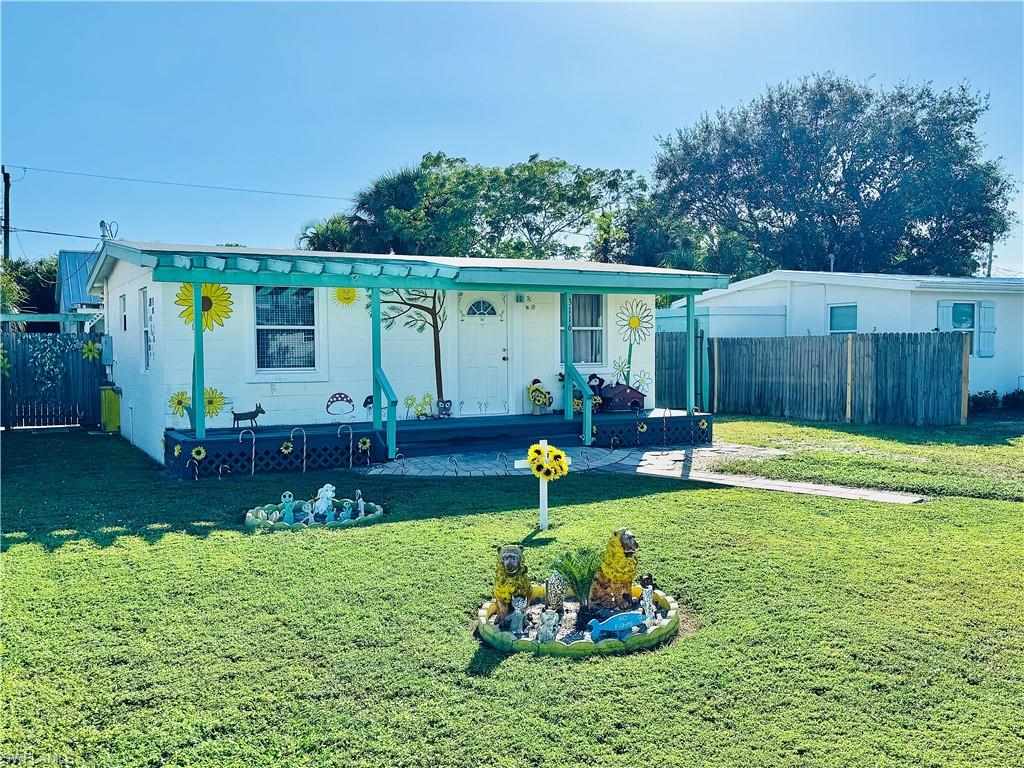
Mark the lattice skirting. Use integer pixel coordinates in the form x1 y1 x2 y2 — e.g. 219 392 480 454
164 430 383 479
591 415 712 449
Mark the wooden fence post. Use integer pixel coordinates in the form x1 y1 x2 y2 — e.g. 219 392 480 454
960 332 970 426
845 333 853 423
712 337 719 414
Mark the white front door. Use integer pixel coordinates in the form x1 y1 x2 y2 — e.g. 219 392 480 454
458 296 509 414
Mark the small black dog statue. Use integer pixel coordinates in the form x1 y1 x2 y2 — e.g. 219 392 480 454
231 404 266 428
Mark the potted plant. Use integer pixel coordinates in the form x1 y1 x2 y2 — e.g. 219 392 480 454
552 548 602 626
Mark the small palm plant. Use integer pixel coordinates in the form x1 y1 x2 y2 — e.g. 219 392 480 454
552 548 602 611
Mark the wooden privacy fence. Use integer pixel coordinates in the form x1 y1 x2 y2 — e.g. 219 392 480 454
655 330 704 410
708 332 970 426
1 332 105 428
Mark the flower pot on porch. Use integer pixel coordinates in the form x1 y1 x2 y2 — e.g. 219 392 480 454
532 404 542 416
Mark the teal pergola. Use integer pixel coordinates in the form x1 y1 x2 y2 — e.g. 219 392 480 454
92 241 728 457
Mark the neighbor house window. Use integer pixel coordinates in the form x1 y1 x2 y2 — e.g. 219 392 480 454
139 288 151 370
561 294 604 365
952 301 976 354
255 286 316 370
119 294 127 332
829 304 857 334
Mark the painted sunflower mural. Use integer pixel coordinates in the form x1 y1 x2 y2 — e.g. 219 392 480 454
204 387 227 418
175 283 234 331
169 391 192 417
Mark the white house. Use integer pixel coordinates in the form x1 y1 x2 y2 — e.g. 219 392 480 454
88 240 726 469
657 270 1024 395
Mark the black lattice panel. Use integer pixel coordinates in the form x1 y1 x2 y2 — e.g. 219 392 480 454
165 431 363 479
592 416 712 449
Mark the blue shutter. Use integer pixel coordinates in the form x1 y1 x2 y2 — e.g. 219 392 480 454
936 300 953 331
977 300 996 358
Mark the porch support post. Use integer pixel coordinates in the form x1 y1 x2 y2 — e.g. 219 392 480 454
191 282 206 439
370 287 383 431
686 292 696 414
560 292 572 421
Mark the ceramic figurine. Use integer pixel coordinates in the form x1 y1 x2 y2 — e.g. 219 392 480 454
546 570 569 612
640 583 656 626
436 399 453 419
589 528 640 611
298 501 314 525
342 499 353 519
355 489 365 518
588 611 647 642
280 491 296 520
492 544 531 621
537 609 560 643
508 596 528 637
313 484 336 522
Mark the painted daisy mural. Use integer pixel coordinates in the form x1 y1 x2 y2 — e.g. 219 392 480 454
615 299 654 387
175 283 234 331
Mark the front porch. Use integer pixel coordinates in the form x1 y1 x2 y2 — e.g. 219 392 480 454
163 410 713 479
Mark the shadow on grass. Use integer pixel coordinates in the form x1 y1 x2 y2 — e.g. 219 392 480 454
1 430 706 552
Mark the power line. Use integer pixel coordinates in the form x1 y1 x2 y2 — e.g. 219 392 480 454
11 226 101 241
8 164 354 202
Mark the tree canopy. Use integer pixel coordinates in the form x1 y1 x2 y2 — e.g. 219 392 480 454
653 74 1016 276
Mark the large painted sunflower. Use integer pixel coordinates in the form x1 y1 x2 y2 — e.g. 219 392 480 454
175 283 234 331
169 390 192 417
81 340 102 361
204 387 227 417
333 287 359 306
615 299 654 345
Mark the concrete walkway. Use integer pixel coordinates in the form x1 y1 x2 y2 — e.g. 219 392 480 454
366 444 925 504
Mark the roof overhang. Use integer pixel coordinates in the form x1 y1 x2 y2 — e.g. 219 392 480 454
89 240 730 296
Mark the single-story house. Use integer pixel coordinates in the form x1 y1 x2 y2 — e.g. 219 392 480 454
55 249 104 332
657 270 1024 395
87 240 727 472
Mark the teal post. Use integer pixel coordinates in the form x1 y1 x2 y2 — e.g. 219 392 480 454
370 287 382 431
192 282 206 439
561 292 573 421
686 293 696 414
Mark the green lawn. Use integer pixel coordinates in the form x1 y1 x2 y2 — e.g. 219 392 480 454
2 428 1023 768
713 415 1024 501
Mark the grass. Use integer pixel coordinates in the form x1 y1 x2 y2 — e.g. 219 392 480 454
2 429 1023 768
712 415 1024 501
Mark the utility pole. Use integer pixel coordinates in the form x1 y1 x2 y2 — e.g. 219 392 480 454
2 164 10 263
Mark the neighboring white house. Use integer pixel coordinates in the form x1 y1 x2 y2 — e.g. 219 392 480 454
658 270 1024 395
88 241 724 463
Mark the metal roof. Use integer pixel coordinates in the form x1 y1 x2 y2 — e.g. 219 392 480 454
56 249 102 310
90 240 730 295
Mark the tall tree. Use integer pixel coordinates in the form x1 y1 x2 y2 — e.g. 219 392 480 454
654 74 1016 276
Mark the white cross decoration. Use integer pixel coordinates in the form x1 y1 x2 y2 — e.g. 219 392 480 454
513 439 571 531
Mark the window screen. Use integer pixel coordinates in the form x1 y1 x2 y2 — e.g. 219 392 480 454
952 302 975 354
563 294 603 365
255 287 316 369
829 304 857 334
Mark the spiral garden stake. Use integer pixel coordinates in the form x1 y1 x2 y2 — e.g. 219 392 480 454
239 429 256 475
289 427 307 473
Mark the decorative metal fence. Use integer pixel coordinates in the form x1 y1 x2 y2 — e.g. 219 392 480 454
1 332 106 428
707 332 969 426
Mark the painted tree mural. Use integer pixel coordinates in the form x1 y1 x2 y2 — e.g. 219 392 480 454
377 289 448 399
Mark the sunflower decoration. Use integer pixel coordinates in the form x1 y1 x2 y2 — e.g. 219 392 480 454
191 446 207 461
698 419 708 431
358 437 371 452
525 443 569 482
280 441 294 455
528 383 553 408
81 339 102 362
204 387 227 418
173 445 182 457
169 391 192 417
616 299 654 346
637 422 648 434
403 394 418 409
175 283 234 331
333 287 359 306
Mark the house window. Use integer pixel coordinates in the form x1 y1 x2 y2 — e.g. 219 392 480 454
466 299 496 317
139 288 151 370
952 301 976 354
829 304 857 334
561 294 604 365
255 286 316 370
119 294 127 332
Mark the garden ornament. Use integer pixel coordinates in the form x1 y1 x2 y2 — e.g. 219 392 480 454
588 611 647 642
313 484 336 522
280 492 296 520
231 404 265 428
536 609 560 643
508 596 528 637
492 544 530 621
546 570 569 612
436 399 453 419
640 583 656 627
342 499 353 519
298 501 314 525
590 528 639 611
355 489 365 518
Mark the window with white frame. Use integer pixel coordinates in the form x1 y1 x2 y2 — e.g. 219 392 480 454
119 294 127 332
560 294 604 365
952 301 976 354
255 286 316 370
828 304 857 334
139 288 151 370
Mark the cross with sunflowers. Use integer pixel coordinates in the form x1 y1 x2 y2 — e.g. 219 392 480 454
513 440 570 531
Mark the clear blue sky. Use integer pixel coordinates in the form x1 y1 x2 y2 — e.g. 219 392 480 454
3 1 1022 275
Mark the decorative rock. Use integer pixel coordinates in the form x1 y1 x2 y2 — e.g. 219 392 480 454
546 570 569 612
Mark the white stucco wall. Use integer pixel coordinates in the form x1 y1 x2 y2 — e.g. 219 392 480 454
102 261 658 463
